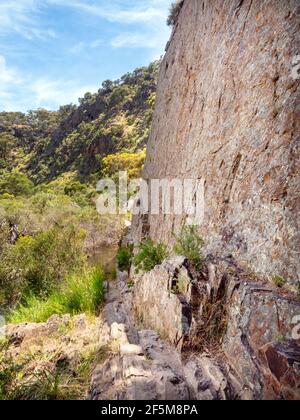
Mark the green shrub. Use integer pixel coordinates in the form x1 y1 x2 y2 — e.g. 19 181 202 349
0 170 34 196
174 225 205 270
133 239 168 273
9 267 105 324
101 151 146 180
117 246 133 272
0 225 86 309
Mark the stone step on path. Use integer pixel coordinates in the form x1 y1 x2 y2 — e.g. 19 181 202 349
89 278 239 400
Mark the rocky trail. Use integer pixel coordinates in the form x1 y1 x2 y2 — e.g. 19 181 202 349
89 272 243 401
89 253 300 401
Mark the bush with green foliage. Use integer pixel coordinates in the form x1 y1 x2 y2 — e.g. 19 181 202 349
173 225 205 270
133 239 169 273
0 225 86 309
9 267 105 324
101 150 146 180
117 246 133 272
0 170 34 196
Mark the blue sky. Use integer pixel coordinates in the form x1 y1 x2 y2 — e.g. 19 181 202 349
0 0 171 112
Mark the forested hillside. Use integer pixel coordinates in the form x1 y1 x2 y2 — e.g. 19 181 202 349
0 61 159 321
0 61 159 184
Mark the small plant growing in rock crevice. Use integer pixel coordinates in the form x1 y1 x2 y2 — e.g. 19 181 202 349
133 238 169 273
170 275 189 295
167 1 185 26
183 276 229 355
186 297 228 354
272 275 286 288
173 225 205 271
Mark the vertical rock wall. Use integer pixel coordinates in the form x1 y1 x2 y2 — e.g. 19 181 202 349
133 0 300 289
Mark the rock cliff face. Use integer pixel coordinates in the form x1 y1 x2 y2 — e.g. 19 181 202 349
133 0 300 289
132 255 300 399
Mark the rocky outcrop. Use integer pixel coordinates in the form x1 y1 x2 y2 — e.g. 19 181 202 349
132 0 300 290
89 274 243 400
132 257 300 400
259 340 300 400
133 256 192 351
223 279 300 399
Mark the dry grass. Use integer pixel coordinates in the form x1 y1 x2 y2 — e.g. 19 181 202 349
0 339 111 400
185 299 228 355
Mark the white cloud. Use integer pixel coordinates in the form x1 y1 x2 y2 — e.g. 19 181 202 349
0 0 56 40
70 42 85 54
90 39 103 48
0 1 172 110
111 33 163 49
0 54 97 112
0 1 170 42
47 0 170 24
0 55 17 84
70 39 103 54
31 78 98 108
0 1 170 51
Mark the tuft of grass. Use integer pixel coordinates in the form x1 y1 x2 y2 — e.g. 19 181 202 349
127 280 135 289
0 344 110 400
133 238 169 273
272 275 286 288
173 225 205 270
117 245 133 273
170 275 189 295
9 267 105 324
8 294 63 324
184 299 228 354
0 340 22 400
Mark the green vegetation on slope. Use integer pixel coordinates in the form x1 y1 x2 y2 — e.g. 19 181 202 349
0 61 159 184
133 239 169 273
8 267 105 324
0 60 162 353
0 60 160 401
0 62 159 318
0 173 122 313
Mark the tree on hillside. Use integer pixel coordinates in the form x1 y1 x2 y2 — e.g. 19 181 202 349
0 170 34 196
0 133 15 160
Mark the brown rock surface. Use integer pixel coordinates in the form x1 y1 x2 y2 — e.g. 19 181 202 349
131 256 300 399
89 274 242 400
223 278 300 399
259 340 300 400
133 0 300 289
133 256 192 351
